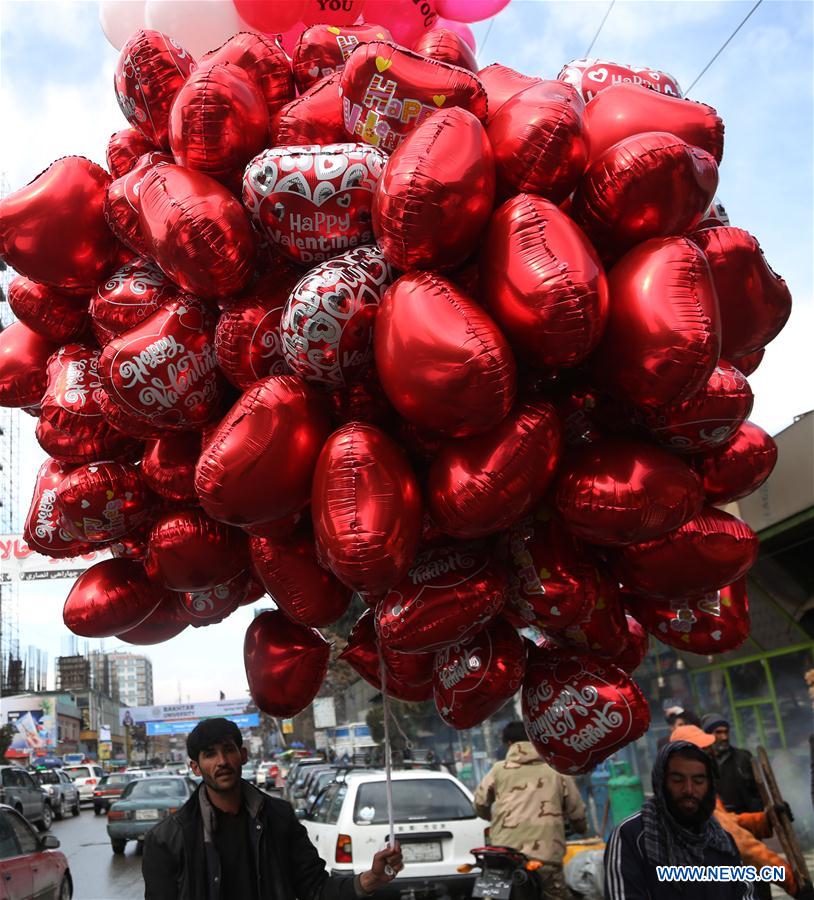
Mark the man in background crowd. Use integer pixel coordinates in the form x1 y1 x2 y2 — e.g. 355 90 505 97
702 713 763 813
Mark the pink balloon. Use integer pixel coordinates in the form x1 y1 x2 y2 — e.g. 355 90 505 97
364 0 438 47
278 21 307 55
433 16 476 50
234 0 306 33
436 0 509 23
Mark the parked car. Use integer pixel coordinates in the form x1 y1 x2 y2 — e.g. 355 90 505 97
242 764 257 785
303 770 485 898
298 766 339 812
32 769 81 820
63 764 105 804
107 776 196 854
0 766 53 832
284 758 326 802
256 761 280 789
93 773 138 815
0 804 72 899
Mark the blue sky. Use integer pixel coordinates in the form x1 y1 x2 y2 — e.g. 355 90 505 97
1 0 812 703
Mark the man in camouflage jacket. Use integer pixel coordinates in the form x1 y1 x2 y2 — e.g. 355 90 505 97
474 722 588 900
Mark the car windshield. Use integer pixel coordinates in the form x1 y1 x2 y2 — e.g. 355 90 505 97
36 771 60 785
126 778 189 800
65 767 88 780
354 779 474 824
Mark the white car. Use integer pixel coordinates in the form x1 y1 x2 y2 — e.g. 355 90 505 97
64 764 106 803
303 770 485 898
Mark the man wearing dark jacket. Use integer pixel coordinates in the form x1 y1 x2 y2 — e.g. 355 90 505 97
143 718 403 900
702 714 763 814
604 740 755 899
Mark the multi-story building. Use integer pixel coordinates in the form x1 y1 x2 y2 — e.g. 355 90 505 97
104 652 154 708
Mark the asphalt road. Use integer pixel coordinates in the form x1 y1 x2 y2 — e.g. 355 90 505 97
50 804 145 900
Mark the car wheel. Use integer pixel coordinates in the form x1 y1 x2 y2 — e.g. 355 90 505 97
93 805 100 816
111 839 127 855
37 803 53 832
72 799 80 817
58 875 72 900
56 797 67 820
136 841 144 855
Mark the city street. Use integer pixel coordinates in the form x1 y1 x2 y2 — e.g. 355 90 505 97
49 806 146 900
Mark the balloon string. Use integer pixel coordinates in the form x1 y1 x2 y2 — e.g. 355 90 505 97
378 647 396 851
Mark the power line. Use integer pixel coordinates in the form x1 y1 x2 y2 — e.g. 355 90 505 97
585 0 615 58
685 0 764 95
476 16 497 66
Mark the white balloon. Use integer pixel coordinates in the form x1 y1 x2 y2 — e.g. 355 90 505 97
145 0 246 58
99 0 146 51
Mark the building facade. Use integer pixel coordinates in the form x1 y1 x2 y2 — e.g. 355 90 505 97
97 651 154 708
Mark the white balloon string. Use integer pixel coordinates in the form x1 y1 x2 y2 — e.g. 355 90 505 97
378 647 396 853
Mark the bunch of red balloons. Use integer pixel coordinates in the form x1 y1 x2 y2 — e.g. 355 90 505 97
0 23 790 774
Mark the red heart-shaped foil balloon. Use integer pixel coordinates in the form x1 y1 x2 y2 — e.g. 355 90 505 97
328 377 394 428
37 344 138 463
90 257 180 346
558 58 682 102
607 615 649 674
7 277 89 344
487 80 587 203
177 570 254 627
99 297 222 431
572 132 717 256
373 107 495 271
139 165 256 301
202 31 295 120
250 530 352 627
340 41 487 154
109 519 153 561
0 323 59 409
104 152 173 257
477 64 541 121
555 439 704 546
312 422 422 594
614 506 759 599
293 24 393 93
244 144 386 267
522 650 650 774
118 593 188 644
480 194 609 368
141 432 201 501
107 128 158 177
504 513 603 630
147 508 249 593
114 29 196 148
215 269 297 390
376 541 507 652
245 610 330 716
414 28 477 72
0 157 117 291
64 558 165 638
375 272 516 437
625 579 750 654
340 610 435 703
429 399 562 539
24 459 92 559
169 64 269 187
273 72 348 146
730 348 764 377
634 361 753 454
693 420 778 504
56 461 153 544
96 386 167 440
591 237 720 408
582 83 723 165
434 617 526 729
197 376 332 527
544 578 627 658
281 245 394 387
690 227 792 358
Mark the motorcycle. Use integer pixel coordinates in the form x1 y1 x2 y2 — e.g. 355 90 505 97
461 846 546 900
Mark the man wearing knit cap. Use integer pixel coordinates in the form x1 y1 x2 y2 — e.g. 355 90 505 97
702 713 763 815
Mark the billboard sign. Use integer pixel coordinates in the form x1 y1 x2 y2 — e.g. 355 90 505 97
120 698 250 726
0 533 110 582
145 713 259 736
5 701 57 753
